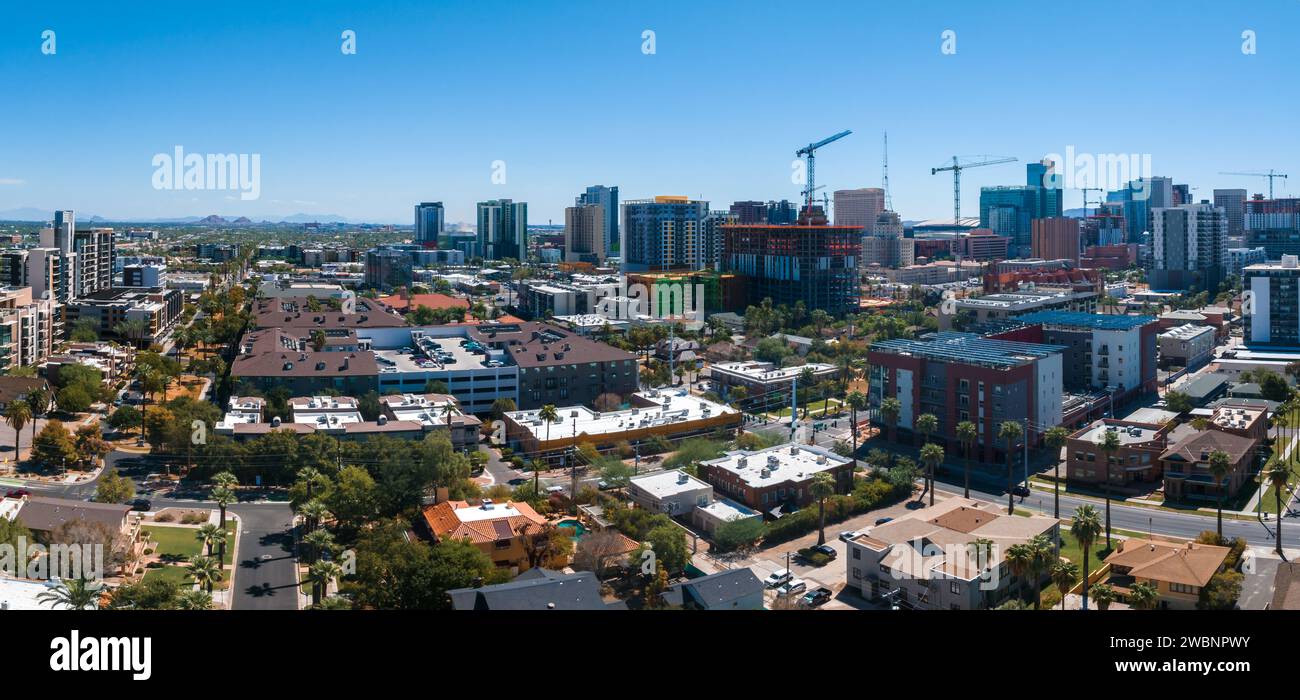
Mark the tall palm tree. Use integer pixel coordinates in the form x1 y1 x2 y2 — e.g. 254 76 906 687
1026 533 1053 609
1044 426 1069 519
880 397 901 444
915 412 938 496
920 442 944 507
36 577 100 610
536 404 560 493
1266 461 1290 555
307 559 343 606
296 466 328 502
1128 581 1159 610
175 589 214 610
798 367 816 419
1071 504 1103 611
999 421 1023 515
196 523 223 556
211 484 236 532
956 420 977 499
1089 582 1116 610
809 471 836 546
1051 559 1079 610
303 528 336 565
299 499 331 533
1097 429 1121 548
1005 543 1035 607
1207 449 1232 541
846 391 867 472
189 556 223 593
4 399 31 461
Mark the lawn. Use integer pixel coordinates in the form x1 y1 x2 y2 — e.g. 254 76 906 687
1256 436 1299 515
142 564 193 587
146 522 237 565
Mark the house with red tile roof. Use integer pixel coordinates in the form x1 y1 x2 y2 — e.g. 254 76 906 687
421 499 547 573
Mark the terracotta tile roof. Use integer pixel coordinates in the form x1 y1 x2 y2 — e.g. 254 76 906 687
377 293 469 312
421 500 547 544
1105 538 1230 587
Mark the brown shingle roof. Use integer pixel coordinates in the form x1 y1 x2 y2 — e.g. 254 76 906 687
1159 428 1256 464
17 496 130 533
231 350 378 379
1105 538 1230 587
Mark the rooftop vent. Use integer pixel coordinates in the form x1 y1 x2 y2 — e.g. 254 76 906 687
760 468 771 478
677 472 688 484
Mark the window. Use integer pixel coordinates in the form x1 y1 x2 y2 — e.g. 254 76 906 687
852 567 862 580
950 581 961 595
852 548 861 560
1171 582 1196 594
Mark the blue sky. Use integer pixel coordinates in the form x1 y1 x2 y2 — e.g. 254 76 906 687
1 0 1298 224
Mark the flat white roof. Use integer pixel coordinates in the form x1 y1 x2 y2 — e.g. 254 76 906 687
507 389 735 440
1160 323 1215 341
292 410 363 428
630 469 711 499
709 361 836 382
697 497 758 522
0 577 67 610
455 501 524 523
702 442 850 487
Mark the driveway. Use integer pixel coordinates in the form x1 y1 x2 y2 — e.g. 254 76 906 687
229 503 301 610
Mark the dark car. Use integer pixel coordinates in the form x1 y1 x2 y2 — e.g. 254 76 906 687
812 544 838 560
874 516 894 526
129 499 152 512
801 587 833 607
5 489 30 498
1011 485 1031 497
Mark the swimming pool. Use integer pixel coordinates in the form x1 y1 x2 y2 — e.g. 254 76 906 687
556 519 588 538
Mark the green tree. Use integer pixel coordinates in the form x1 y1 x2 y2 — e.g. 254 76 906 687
1044 426 1070 519
1206 449 1232 540
1006 543 1035 607
4 399 30 461
1051 559 1079 610
307 559 344 607
107 404 142 436
1089 583 1116 611
810 471 836 545
55 385 93 414
196 523 224 556
175 589 213 610
1097 428 1121 548
712 517 766 553
1164 390 1193 414
1071 504 1103 610
93 468 135 503
846 391 868 471
920 442 943 508
880 397 901 443
956 420 977 499
999 421 1023 515
642 523 689 574
36 577 101 610
189 556 223 593
1128 581 1159 610
535 404 560 493
31 420 77 472
1266 461 1290 555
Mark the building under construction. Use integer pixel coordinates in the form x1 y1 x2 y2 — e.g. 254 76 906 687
721 211 861 316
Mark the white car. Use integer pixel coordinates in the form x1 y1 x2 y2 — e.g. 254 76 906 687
838 530 858 543
763 569 793 589
776 579 808 597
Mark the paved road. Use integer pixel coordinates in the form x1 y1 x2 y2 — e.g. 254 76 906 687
20 449 301 610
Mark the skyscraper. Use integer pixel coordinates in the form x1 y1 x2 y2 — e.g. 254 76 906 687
414 202 444 248
1031 217 1081 265
476 199 528 261
621 196 711 272
728 201 768 224
832 188 886 228
1213 189 1247 237
1150 202 1227 292
722 219 860 315
563 203 606 263
766 200 799 225
577 185 618 253
978 161 1063 256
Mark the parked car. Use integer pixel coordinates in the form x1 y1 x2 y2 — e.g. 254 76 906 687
776 579 807 598
129 499 152 512
874 517 894 526
838 530 858 542
544 485 567 495
801 587 833 607
763 569 793 589
812 544 838 559
5 489 30 498
1011 485 1030 497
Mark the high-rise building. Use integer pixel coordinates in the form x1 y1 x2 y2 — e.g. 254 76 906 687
832 188 886 228
979 161 1063 256
476 199 528 261
1107 176 1173 242
0 286 55 370
414 202 444 248
1150 202 1228 292
622 196 711 272
364 248 414 290
563 203 606 263
860 211 914 269
1244 256 1300 347
577 186 619 253
728 201 768 224
1172 184 1191 206
1213 189 1247 237
1031 217 1081 265
722 217 860 315
766 200 799 225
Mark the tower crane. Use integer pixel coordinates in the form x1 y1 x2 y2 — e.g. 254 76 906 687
1219 169 1289 199
796 130 852 215
931 156 1017 266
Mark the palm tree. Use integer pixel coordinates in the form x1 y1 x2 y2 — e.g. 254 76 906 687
810 472 836 546
36 577 100 610
880 397 901 443
1071 504 1103 611
1006 543 1035 607
1026 533 1053 609
1089 582 1116 611
5 399 31 461
956 420 977 499
1204 449 1233 540
296 466 328 501
1044 426 1069 519
211 484 236 540
999 421 1023 515
1097 428 1121 549
299 499 331 533
189 556 223 593
303 528 336 565
196 523 223 556
536 404 560 493
307 559 343 606
1266 461 1290 555
799 367 816 418
846 391 867 471
176 589 214 610
920 442 944 507
1051 559 1079 610
1128 581 1159 610
915 412 937 449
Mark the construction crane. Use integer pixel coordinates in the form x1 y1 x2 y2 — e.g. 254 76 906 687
1081 187 1103 218
796 130 852 215
931 156 1017 267
1220 169 1289 199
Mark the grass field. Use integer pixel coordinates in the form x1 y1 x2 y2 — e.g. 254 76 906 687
1257 436 1299 515
146 522 236 565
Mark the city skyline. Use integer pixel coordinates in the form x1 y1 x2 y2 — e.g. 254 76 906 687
3 1 1300 224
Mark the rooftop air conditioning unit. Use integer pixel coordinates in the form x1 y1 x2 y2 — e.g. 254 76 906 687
789 445 799 455
760 468 771 478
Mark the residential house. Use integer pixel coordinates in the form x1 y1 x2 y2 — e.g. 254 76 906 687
661 568 765 610
421 499 547 574
1102 537 1231 610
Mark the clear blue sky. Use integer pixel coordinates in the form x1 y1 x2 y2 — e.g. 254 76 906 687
1 0 1297 224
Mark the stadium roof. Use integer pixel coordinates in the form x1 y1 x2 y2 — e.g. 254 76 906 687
870 332 1065 369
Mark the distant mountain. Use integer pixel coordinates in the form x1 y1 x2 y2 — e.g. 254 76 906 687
197 215 227 225
232 216 253 225
277 213 351 224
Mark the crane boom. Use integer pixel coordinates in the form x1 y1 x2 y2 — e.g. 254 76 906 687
1219 169 1289 199
796 130 852 215
930 155 1018 268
